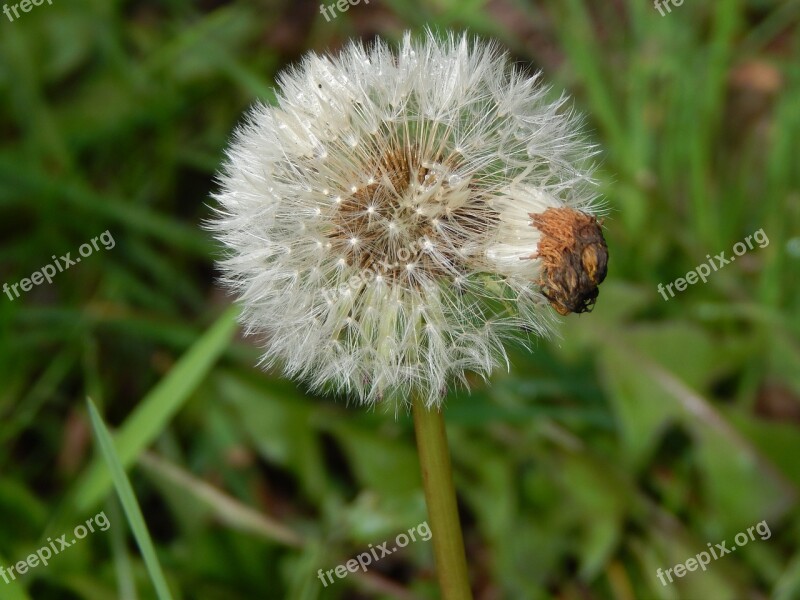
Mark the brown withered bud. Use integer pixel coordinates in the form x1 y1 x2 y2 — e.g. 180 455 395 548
528 207 608 316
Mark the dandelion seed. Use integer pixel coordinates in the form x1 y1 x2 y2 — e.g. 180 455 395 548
209 31 605 409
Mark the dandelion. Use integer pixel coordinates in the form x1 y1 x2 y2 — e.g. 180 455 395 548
209 30 607 599
210 31 606 409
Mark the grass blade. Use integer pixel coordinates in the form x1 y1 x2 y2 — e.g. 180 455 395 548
87 397 175 600
73 305 240 510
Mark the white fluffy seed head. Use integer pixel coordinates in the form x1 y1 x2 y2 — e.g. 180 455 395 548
209 30 601 410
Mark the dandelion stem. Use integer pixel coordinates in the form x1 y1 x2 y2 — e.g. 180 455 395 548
412 395 472 600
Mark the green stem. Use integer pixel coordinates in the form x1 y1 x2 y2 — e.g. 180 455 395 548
412 396 472 600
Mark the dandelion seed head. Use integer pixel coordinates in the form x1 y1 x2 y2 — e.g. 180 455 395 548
209 31 601 409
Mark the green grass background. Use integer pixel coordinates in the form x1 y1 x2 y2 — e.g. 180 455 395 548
1 0 799 598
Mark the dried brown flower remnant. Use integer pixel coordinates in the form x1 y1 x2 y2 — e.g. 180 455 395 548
529 207 608 315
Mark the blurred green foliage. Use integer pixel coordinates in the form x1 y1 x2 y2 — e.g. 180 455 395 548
1 0 799 599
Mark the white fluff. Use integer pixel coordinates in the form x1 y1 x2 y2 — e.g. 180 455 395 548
209 31 600 409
